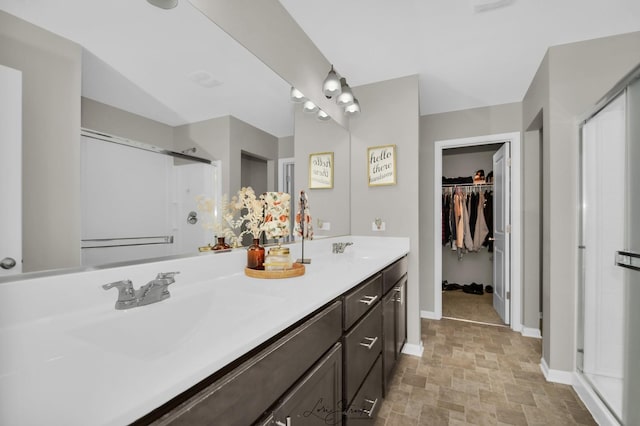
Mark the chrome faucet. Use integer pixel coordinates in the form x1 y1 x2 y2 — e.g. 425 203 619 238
102 272 179 310
332 242 353 254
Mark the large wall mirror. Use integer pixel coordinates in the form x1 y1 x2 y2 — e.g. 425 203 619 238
0 0 350 277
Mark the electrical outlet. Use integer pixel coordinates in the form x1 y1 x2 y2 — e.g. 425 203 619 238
372 221 386 231
321 222 331 231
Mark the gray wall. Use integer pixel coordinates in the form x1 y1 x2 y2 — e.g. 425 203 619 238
419 102 522 318
81 97 174 149
523 31 640 372
278 135 294 158
230 116 279 196
293 109 351 237
349 75 421 347
0 11 82 272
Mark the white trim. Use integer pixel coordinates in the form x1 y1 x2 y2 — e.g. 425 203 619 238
573 373 621 426
401 341 424 358
521 326 542 339
434 132 522 333
540 357 573 385
420 310 441 320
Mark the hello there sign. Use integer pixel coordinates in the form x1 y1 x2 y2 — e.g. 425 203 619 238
368 144 396 186
309 152 333 189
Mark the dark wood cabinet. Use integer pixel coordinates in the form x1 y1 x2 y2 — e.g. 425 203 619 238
269 343 343 426
381 257 408 394
141 257 408 426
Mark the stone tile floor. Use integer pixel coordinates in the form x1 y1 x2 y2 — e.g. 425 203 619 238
442 290 504 325
374 319 596 425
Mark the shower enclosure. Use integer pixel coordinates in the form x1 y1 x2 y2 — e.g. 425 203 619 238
578 66 640 425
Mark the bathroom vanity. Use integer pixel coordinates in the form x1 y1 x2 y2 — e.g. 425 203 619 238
0 236 409 426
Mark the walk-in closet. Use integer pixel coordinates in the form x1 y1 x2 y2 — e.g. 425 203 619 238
441 144 503 325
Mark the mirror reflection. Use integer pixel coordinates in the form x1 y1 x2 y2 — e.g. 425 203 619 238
0 0 350 276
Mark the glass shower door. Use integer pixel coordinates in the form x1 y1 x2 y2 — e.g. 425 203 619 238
621 74 640 426
580 91 626 422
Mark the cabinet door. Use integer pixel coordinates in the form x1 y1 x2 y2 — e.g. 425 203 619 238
272 343 343 426
394 276 407 359
382 290 395 394
345 356 383 425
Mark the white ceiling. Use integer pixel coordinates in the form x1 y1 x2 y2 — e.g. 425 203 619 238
2 0 640 138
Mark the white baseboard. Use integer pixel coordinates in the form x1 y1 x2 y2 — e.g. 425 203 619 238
420 310 441 320
572 373 620 426
521 326 542 339
401 341 424 358
540 357 573 385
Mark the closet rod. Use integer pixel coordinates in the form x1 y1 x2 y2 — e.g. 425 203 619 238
442 183 493 188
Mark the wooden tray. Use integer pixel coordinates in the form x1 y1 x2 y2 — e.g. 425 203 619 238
244 262 305 279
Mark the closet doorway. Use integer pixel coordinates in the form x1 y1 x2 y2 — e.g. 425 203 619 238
434 132 522 331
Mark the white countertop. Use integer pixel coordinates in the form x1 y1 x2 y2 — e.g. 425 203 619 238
0 236 409 426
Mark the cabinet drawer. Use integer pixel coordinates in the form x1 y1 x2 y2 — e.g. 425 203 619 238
382 256 407 295
155 301 342 426
343 274 381 330
344 303 382 405
345 355 383 425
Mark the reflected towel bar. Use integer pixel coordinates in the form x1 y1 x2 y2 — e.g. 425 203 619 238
82 236 174 249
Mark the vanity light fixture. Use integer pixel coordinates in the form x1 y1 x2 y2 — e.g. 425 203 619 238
302 100 319 113
336 78 355 107
317 109 331 121
147 0 178 9
290 87 306 103
322 66 342 99
344 98 361 116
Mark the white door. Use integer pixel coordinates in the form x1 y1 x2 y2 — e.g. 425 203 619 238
493 143 510 324
0 65 22 276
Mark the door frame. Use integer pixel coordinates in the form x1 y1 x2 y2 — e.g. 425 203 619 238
433 132 522 332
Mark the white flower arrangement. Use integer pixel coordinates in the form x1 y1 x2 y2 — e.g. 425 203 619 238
237 187 265 240
195 193 244 247
196 188 291 247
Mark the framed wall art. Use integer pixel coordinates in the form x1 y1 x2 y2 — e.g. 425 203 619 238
309 152 334 189
367 144 396 186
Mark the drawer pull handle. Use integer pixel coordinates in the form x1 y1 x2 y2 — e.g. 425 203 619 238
363 398 378 417
359 336 378 349
275 417 291 426
358 295 378 305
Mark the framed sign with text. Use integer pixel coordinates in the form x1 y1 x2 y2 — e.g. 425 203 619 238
368 144 396 186
309 152 334 189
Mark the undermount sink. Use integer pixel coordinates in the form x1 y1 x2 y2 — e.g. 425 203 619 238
68 287 283 360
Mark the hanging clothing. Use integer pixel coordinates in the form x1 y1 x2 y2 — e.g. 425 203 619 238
462 198 474 251
473 190 489 251
454 191 464 249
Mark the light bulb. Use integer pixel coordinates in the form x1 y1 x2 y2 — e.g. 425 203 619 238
290 87 305 103
322 66 341 98
345 98 361 116
317 109 331 121
303 100 319 113
336 78 354 107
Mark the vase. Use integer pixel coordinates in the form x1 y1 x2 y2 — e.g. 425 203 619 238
247 238 265 269
212 236 231 251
